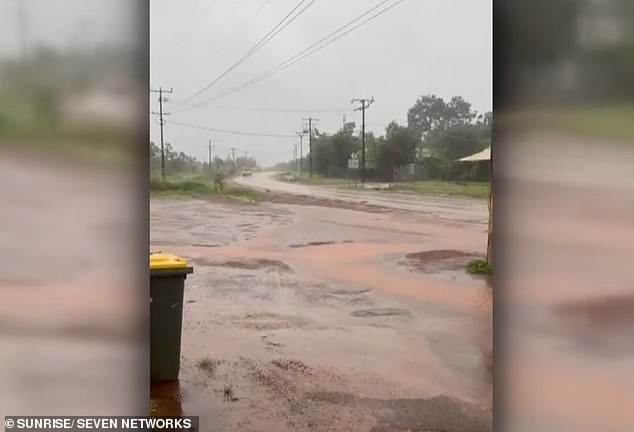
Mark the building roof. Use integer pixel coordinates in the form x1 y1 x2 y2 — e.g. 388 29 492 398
458 147 490 161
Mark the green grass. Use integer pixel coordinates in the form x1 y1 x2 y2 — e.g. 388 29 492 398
150 174 263 203
392 181 490 199
466 259 492 275
504 105 634 142
275 173 352 187
276 172 489 199
0 118 136 167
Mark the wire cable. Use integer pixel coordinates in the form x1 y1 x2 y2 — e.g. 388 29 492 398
214 0 273 49
212 0 250 37
167 119 297 138
176 0 318 107
191 0 406 106
207 105 351 113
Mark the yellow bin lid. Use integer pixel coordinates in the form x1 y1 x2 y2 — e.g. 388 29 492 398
150 251 189 270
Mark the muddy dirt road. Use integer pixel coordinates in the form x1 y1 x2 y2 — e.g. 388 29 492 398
234 171 487 223
151 178 492 431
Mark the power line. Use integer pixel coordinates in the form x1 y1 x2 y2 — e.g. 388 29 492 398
302 117 318 177
245 0 274 26
150 87 173 183
195 0 406 105
176 0 319 108
296 131 304 174
203 105 350 113
214 0 274 49
174 0 219 53
167 119 297 138
351 97 375 183
193 0 219 35
209 0 250 43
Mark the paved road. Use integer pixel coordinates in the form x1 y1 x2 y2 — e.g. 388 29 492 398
234 171 488 224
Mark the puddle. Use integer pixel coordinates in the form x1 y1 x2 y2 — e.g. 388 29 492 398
150 380 183 416
550 294 634 356
191 257 293 272
289 240 355 248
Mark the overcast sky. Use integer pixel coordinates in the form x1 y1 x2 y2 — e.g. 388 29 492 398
151 0 491 166
0 0 491 167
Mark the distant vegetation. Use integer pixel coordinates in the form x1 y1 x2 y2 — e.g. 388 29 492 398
150 141 257 178
275 94 491 183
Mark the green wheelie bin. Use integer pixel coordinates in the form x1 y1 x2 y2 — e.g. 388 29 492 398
150 252 193 382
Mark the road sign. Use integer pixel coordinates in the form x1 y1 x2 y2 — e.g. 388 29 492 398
348 158 359 169
419 148 431 158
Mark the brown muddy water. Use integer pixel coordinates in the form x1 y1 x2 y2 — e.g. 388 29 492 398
150 194 491 432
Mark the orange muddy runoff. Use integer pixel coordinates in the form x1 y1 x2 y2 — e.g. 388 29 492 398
150 177 491 431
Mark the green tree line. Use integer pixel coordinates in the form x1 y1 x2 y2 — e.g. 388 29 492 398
298 94 491 182
150 142 256 176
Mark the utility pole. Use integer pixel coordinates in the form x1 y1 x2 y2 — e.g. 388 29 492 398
230 147 237 172
296 132 304 175
351 97 374 183
302 118 318 177
151 87 173 182
208 139 213 174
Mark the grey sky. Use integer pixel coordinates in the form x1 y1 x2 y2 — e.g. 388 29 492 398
151 0 491 166
0 1 491 166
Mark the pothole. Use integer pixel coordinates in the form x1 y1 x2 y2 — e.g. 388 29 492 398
351 308 411 318
194 258 293 272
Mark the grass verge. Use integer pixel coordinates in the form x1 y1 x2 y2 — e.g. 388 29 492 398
391 181 490 199
274 172 352 187
150 174 263 203
503 105 634 142
278 173 489 199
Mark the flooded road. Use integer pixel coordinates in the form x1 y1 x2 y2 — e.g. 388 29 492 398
151 178 491 431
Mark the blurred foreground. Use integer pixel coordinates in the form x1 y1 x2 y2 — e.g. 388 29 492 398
497 0 634 430
0 0 147 415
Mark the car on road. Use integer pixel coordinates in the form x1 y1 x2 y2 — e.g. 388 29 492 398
242 169 252 177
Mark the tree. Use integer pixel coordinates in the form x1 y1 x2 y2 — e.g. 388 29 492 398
407 94 447 140
331 130 360 169
446 96 475 127
476 111 492 127
374 122 418 179
426 124 487 161
407 94 478 142
310 133 335 175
